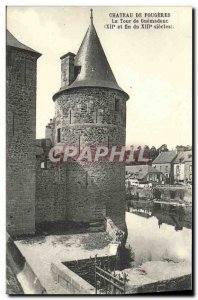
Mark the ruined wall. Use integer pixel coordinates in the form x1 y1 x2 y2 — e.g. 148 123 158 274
6 48 39 235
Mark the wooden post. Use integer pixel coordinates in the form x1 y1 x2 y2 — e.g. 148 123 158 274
113 272 116 294
95 262 97 294
123 273 126 294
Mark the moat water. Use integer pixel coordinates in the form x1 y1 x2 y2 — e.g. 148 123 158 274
126 207 192 267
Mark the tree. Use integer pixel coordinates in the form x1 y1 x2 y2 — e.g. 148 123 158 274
157 144 169 154
149 146 158 161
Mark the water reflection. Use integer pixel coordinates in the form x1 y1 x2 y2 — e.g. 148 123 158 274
127 201 192 230
126 205 192 267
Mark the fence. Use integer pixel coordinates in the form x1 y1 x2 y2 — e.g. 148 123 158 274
94 257 128 294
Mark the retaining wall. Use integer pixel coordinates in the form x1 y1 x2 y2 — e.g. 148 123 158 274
51 261 95 294
126 274 192 294
6 233 46 294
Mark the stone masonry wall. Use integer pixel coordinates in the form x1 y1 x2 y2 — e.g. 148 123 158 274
6 48 38 235
53 88 126 147
126 274 192 294
35 160 67 224
63 256 117 287
36 88 127 230
51 261 95 294
35 158 126 229
64 161 126 229
51 88 127 232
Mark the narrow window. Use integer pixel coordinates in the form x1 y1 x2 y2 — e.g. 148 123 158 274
12 112 15 136
95 109 98 123
41 157 48 169
58 165 61 181
74 66 81 80
107 136 110 148
85 171 88 189
69 110 72 124
57 128 61 143
41 162 45 169
78 135 81 154
24 58 27 85
7 49 12 67
24 58 32 85
115 99 119 112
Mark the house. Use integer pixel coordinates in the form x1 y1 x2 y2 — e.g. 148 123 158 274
176 145 192 153
125 165 166 187
152 151 177 184
173 150 192 184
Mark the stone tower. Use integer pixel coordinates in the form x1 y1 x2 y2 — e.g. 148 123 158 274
52 11 129 232
6 30 41 235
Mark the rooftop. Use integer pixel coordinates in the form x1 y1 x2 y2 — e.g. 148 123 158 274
152 151 177 164
126 165 163 180
6 30 41 57
173 150 192 164
53 10 129 100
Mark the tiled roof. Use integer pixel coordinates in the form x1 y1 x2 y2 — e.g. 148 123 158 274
173 150 192 164
126 165 162 180
7 30 41 56
152 151 177 164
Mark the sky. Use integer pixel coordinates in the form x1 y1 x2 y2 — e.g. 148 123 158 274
7 6 192 149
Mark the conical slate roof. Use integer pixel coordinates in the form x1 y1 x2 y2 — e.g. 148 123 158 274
54 12 129 99
6 30 41 57
69 20 124 92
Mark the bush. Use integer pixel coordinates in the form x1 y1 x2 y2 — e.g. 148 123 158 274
153 189 162 199
121 244 135 268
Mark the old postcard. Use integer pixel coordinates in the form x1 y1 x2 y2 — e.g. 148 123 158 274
6 6 192 295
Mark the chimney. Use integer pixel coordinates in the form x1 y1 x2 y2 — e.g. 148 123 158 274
60 52 76 88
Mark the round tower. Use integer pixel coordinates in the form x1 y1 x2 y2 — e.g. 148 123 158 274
52 11 129 233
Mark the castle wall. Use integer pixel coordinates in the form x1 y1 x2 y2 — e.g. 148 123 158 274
35 162 67 224
6 48 38 235
35 159 126 229
64 161 126 231
54 88 126 146
52 88 127 232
